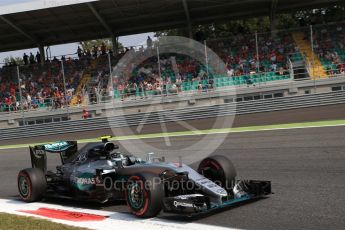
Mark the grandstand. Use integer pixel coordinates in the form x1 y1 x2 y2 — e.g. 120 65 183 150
0 0 345 128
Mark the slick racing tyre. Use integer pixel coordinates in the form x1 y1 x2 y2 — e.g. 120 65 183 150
126 173 163 218
198 155 237 189
18 168 47 202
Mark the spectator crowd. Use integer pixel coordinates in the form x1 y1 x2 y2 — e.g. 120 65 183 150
2 24 345 113
0 43 113 113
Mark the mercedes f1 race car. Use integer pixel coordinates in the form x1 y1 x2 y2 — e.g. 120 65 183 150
18 136 271 218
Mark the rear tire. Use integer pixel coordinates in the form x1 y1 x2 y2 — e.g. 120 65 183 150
198 155 237 189
126 173 163 218
18 168 47 202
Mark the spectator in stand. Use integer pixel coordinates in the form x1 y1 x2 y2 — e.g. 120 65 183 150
66 90 72 104
23 53 29 65
77 46 83 58
245 75 254 86
117 84 124 100
29 53 35 64
101 42 107 55
277 67 285 76
85 49 91 58
326 65 334 76
4 96 11 111
36 51 41 64
337 63 345 74
208 78 214 89
271 62 277 72
195 30 205 43
52 89 62 109
176 78 182 92
82 109 90 119
227 66 234 77
197 82 203 92
77 93 83 106
32 97 38 109
26 93 32 110
93 46 98 58
147 36 153 49
170 83 178 94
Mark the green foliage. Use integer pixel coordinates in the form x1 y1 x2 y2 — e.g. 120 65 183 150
154 17 273 39
0 213 85 230
3 56 24 66
79 39 123 52
276 14 297 30
154 5 345 39
79 39 112 52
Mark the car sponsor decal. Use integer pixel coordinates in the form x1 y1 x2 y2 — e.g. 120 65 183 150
71 173 98 191
33 149 45 159
44 141 71 152
173 201 194 208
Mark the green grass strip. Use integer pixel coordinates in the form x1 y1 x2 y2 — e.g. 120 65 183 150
0 213 85 230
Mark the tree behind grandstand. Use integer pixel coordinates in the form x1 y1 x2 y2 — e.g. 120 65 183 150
155 6 345 38
3 56 24 66
79 39 123 52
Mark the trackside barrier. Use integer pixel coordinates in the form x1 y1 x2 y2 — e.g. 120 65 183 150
1 91 345 140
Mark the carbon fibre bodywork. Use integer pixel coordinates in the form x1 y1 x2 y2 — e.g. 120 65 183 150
25 139 271 216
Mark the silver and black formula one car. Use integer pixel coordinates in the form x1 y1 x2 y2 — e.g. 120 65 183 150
18 136 271 218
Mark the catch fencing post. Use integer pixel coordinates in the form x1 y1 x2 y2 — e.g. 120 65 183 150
157 45 163 97
255 32 260 74
108 53 115 102
61 60 70 117
16 66 25 125
310 25 317 92
204 40 210 93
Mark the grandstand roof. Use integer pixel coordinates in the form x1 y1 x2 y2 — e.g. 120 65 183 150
0 0 341 52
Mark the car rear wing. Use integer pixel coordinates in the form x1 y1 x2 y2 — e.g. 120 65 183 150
29 145 47 173
29 141 77 173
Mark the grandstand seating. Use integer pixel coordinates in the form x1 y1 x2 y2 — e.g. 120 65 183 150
2 23 345 109
0 67 18 112
111 47 291 100
0 60 85 111
313 23 345 76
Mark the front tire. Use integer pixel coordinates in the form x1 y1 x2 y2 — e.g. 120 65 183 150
198 155 237 189
126 173 163 218
18 168 47 202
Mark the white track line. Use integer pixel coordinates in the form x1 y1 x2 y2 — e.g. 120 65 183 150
0 199 241 230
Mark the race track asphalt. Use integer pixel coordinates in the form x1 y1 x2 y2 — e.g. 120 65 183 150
0 125 345 230
2 103 345 146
